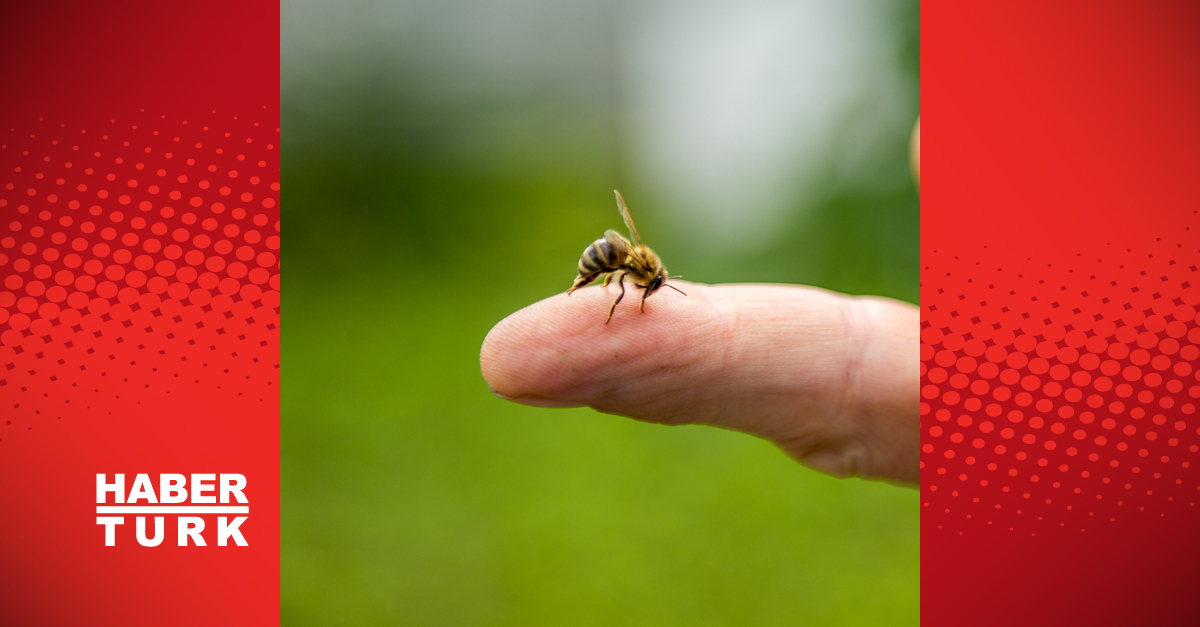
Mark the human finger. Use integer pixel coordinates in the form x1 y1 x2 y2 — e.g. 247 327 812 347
480 282 919 483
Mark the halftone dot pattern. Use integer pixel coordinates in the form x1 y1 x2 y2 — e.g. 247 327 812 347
0 110 279 443
921 229 1200 535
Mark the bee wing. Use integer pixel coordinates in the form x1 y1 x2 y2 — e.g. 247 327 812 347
613 189 642 247
604 229 634 256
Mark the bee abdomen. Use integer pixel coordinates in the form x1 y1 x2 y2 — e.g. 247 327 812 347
578 237 620 274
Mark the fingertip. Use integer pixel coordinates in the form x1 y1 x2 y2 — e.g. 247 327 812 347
480 282 709 404
479 308 527 399
479 287 603 402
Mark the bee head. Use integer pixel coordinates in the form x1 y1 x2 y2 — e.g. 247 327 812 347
646 269 668 296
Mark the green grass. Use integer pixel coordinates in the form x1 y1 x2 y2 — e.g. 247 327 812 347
282 273 917 626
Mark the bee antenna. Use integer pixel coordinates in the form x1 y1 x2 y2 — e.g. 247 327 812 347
667 275 683 279
665 284 688 296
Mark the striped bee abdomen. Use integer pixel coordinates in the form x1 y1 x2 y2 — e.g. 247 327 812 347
578 237 620 275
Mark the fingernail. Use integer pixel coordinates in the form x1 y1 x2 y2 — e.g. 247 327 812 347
488 387 515 401
513 397 585 409
489 387 584 408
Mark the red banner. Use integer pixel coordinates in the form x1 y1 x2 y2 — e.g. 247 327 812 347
923 2 1200 624
0 3 280 625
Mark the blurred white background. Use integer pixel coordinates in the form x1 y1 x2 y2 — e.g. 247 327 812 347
283 0 916 252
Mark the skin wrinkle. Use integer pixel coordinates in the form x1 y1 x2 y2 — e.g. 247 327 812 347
788 295 865 476
847 298 919 481
480 281 918 484
840 301 889 477
744 298 850 451
841 297 878 476
702 288 739 429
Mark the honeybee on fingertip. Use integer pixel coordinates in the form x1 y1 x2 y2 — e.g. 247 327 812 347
567 190 686 323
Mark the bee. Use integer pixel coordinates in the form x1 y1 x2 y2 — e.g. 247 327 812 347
567 190 686 323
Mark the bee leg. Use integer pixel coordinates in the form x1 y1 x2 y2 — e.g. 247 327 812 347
568 273 598 295
602 273 613 287
605 273 626 324
639 286 648 313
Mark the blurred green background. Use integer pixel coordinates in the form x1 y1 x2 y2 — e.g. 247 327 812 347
282 0 919 624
